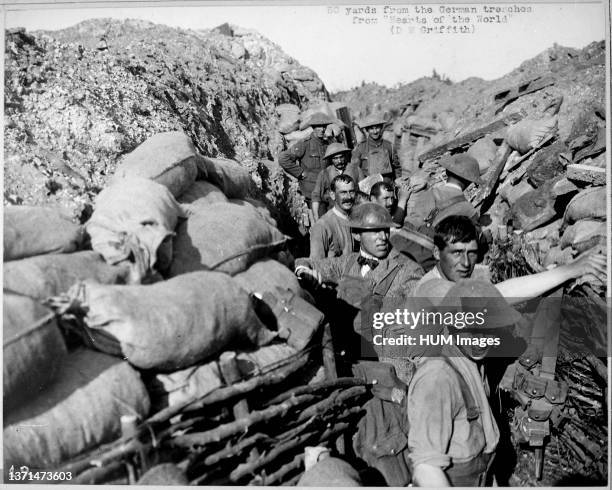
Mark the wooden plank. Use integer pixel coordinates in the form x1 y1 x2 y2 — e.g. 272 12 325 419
566 163 606 186
418 112 523 165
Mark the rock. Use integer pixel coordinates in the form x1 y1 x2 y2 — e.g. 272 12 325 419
511 185 557 232
566 163 606 186
551 177 578 197
525 141 567 187
501 179 535 206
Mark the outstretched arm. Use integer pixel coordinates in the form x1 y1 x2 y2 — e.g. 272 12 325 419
496 247 606 304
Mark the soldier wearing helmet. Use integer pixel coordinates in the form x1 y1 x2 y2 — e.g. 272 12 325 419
278 112 336 206
311 143 363 220
351 115 401 181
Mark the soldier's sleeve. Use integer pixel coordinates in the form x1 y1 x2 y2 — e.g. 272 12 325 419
309 221 328 259
297 255 348 283
311 169 326 203
350 144 363 168
278 140 306 179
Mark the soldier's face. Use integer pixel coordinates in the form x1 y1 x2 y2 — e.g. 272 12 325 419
358 228 390 259
331 181 356 212
434 240 479 282
331 154 347 170
312 125 326 139
372 189 395 213
366 125 383 140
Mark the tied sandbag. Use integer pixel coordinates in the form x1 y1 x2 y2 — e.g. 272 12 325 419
3 293 67 414
560 220 607 250
179 180 228 207
284 127 313 145
467 136 498 174
229 198 277 226
4 348 150 469
86 178 187 280
113 131 198 198
562 187 607 225
196 156 254 199
234 259 308 300
150 343 300 410
4 251 130 300
68 271 275 371
170 202 287 277
137 464 189 485
3 205 84 262
505 116 558 154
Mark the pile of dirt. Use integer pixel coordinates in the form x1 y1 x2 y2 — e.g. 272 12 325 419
4 19 328 222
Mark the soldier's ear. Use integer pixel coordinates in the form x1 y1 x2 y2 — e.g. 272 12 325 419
433 245 441 261
353 232 361 243
329 190 336 202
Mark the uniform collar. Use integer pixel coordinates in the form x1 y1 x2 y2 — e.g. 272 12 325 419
367 136 384 147
332 206 349 220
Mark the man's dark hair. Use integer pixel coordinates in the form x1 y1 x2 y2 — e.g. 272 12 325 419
330 174 355 192
369 181 394 199
433 215 478 250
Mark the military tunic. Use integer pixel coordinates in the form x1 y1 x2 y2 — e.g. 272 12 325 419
278 134 328 199
351 136 400 180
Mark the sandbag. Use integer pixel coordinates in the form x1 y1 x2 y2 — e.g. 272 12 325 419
86 178 186 279
298 457 363 487
3 293 67 414
229 198 277 226
560 220 607 250
233 259 308 300
195 156 253 199
467 136 498 174
3 206 84 262
4 348 150 469
179 180 228 207
149 343 299 410
70 271 274 371
170 202 287 276
4 251 130 300
137 464 189 485
505 117 557 154
113 131 198 198
284 127 313 145
563 187 607 225
276 103 301 135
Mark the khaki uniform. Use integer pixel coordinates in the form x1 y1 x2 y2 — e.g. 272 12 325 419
351 136 400 180
309 208 355 259
407 343 499 486
278 135 328 200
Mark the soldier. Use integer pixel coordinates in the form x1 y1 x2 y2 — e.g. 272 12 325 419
311 142 363 220
373 280 523 487
416 215 607 304
369 180 411 226
278 112 335 208
405 154 482 235
309 174 356 259
351 115 401 181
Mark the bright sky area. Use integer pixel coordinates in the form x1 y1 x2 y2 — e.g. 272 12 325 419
3 2 607 92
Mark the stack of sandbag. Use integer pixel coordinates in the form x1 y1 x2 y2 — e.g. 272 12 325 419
170 201 287 276
276 103 301 134
559 187 607 253
4 347 150 469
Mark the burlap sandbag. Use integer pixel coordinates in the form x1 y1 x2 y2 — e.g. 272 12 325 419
113 131 198 198
560 219 607 250
86 178 186 279
196 156 254 199
71 271 275 371
3 206 84 262
505 117 557 154
4 348 150 469
179 180 229 207
562 187 607 225
3 293 67 414
150 343 299 410
233 259 308 300
4 251 130 300
229 198 277 226
276 103 301 135
170 202 287 276
284 127 313 145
